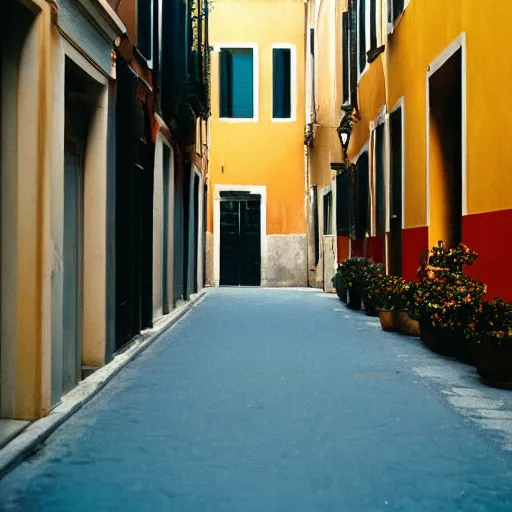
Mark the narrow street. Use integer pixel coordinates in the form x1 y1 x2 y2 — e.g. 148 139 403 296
1 288 512 511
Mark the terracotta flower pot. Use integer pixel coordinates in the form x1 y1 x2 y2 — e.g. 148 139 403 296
470 338 512 385
347 287 362 310
419 319 472 364
394 311 420 337
378 311 396 332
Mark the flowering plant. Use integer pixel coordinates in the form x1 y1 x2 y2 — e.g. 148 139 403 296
428 243 478 273
409 267 486 329
364 274 413 312
466 298 512 345
336 257 384 290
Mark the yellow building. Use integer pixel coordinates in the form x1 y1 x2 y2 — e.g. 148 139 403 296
307 0 512 300
207 0 307 287
1 0 123 423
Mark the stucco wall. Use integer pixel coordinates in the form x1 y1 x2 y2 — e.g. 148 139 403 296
207 0 307 286
263 235 308 287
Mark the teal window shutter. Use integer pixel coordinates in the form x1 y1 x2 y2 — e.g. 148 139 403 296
220 49 253 118
231 50 254 118
273 49 291 118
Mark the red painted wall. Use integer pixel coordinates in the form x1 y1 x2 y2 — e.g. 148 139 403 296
337 236 350 263
401 226 429 281
463 209 512 301
368 235 385 264
351 239 365 257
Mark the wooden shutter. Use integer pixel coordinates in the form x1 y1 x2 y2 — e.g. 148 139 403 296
375 124 386 235
273 49 291 119
370 0 377 50
355 153 370 239
358 0 366 74
137 0 152 60
336 171 350 236
349 0 358 107
342 12 349 103
393 0 405 23
349 165 357 239
220 50 233 117
231 49 254 118
311 186 320 265
323 192 333 235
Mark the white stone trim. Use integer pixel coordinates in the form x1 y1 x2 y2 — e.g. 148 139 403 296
61 39 109 84
271 44 297 123
357 0 370 82
212 42 259 123
370 105 387 237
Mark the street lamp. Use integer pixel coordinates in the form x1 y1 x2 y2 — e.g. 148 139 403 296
337 118 352 153
336 104 360 155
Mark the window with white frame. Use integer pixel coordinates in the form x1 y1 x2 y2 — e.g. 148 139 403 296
219 48 255 119
323 191 333 235
273 47 293 119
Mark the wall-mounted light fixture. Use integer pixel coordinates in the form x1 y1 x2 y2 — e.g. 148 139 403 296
337 104 360 154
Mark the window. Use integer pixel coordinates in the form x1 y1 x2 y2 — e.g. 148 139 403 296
323 192 333 235
370 0 377 50
374 123 386 235
358 0 366 74
137 0 153 62
220 48 254 119
273 48 292 119
342 12 350 103
389 0 405 25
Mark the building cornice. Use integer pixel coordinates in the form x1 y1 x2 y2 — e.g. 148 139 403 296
73 0 127 40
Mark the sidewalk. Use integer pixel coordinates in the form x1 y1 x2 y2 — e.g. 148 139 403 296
0 290 207 479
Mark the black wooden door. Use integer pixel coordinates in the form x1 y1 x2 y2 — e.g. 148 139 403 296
389 108 403 276
220 195 261 286
173 162 185 304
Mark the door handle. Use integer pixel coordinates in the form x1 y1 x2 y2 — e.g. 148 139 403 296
391 214 398 220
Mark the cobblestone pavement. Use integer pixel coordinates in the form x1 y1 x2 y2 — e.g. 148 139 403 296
1 288 512 511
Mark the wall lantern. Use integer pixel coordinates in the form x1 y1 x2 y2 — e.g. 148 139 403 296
337 119 352 152
337 104 361 154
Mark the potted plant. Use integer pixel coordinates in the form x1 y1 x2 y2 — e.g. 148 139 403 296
392 280 420 337
365 274 413 332
466 298 512 384
337 257 383 311
409 267 486 362
428 242 479 273
332 266 347 303
361 263 385 317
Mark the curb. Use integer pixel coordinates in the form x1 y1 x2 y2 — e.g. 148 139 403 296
0 289 208 480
